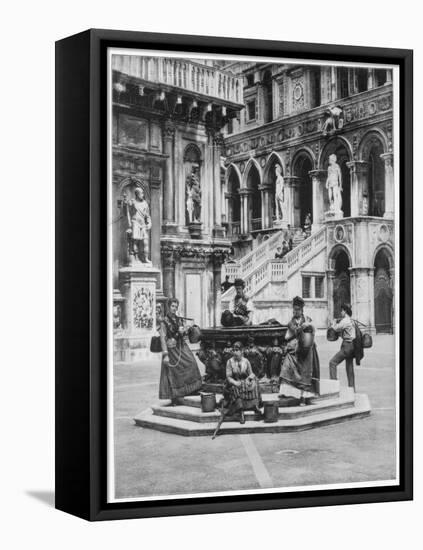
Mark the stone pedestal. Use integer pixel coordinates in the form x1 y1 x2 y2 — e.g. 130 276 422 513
325 210 344 221
115 265 162 362
188 221 202 239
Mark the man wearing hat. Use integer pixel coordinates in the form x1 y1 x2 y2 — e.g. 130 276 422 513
329 303 356 390
221 278 253 327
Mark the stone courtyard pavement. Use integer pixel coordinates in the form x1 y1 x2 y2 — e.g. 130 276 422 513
112 334 397 500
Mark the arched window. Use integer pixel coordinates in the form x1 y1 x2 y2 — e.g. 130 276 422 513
374 248 393 333
293 154 313 227
246 163 262 231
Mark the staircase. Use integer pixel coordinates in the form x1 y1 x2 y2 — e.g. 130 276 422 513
222 226 327 307
134 380 371 436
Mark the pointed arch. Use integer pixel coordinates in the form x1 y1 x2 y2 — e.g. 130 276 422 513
225 163 242 192
263 151 285 184
358 129 389 161
242 157 262 188
291 147 316 174
318 136 353 169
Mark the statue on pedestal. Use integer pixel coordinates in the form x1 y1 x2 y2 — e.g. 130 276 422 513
274 164 285 221
326 154 343 212
186 164 201 223
122 187 152 264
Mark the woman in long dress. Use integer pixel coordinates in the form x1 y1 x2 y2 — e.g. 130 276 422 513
279 296 320 405
221 341 261 424
159 298 203 404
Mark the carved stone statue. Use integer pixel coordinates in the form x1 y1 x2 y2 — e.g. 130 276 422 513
122 187 152 264
186 164 201 223
274 164 285 221
326 154 343 212
322 106 344 136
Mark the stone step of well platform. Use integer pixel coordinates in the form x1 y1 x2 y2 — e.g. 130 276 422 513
151 389 354 424
134 393 371 436
184 379 341 409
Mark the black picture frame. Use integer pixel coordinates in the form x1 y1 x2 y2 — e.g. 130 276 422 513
55 28 413 521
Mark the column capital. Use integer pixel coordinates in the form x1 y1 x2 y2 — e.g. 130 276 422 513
238 187 254 197
308 169 327 181
163 119 176 141
283 176 302 187
258 183 273 192
380 152 394 167
346 160 369 174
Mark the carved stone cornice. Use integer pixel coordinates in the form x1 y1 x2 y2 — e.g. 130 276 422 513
161 243 230 264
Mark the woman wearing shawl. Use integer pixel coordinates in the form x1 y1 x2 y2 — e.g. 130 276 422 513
159 298 202 404
279 296 320 405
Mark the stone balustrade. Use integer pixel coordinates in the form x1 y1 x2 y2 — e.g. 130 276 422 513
112 55 243 104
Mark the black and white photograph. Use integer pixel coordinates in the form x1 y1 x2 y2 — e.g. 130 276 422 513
107 49 400 503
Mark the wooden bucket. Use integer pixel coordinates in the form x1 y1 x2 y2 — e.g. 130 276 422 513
263 401 279 423
200 392 216 413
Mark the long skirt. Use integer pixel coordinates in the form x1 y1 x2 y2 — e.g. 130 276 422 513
221 378 261 415
159 342 203 399
279 344 320 397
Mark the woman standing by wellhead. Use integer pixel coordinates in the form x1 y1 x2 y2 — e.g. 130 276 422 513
279 296 320 405
159 298 203 404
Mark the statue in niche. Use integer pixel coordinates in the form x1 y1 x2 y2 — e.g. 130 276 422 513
274 164 285 221
322 105 344 136
186 163 201 223
122 186 152 264
326 154 343 212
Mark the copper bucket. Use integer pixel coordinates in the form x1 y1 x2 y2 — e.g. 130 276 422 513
263 401 279 423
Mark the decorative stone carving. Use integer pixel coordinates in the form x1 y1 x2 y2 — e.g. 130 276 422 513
132 285 155 330
322 105 344 136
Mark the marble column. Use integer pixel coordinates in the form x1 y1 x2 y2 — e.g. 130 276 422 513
149 170 163 275
259 183 272 229
380 152 394 219
212 132 225 237
162 120 177 233
350 267 374 332
239 188 253 234
309 169 327 230
212 252 225 326
326 269 335 322
283 176 301 227
347 161 369 217
161 250 176 300
367 68 375 90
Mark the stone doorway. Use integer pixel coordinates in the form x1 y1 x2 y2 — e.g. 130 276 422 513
374 248 393 333
333 249 351 319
